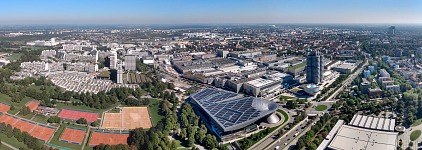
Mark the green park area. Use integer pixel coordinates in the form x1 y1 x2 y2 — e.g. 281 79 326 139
279 95 295 101
0 93 31 115
0 132 29 149
288 62 306 70
315 105 328 111
410 130 421 141
148 98 165 126
411 119 422 127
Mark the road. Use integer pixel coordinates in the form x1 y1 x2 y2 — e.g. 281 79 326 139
0 141 19 150
250 109 294 150
266 120 309 150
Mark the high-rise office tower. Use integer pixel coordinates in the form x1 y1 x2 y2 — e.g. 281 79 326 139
306 51 324 84
124 54 137 71
388 26 395 35
108 51 117 69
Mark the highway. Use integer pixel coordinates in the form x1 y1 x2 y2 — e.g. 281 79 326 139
265 120 309 150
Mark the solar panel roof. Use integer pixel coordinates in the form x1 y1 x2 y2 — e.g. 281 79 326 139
190 88 278 132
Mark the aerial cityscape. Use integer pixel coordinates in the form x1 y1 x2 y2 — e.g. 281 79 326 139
0 0 422 150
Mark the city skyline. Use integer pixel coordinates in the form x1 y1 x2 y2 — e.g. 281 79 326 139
1 0 422 24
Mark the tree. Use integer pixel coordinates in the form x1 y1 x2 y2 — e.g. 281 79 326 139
91 120 100 127
19 106 31 116
409 141 413 147
47 116 61 123
76 118 88 124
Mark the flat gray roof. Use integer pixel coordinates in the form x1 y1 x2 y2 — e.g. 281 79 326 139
328 125 398 150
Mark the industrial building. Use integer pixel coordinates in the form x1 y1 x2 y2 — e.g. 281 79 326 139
327 125 398 150
331 61 358 74
124 54 137 71
318 115 398 150
189 88 280 142
306 51 324 84
243 72 292 97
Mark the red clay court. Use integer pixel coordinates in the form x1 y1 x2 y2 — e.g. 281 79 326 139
31 125 56 142
0 102 11 113
60 127 85 145
89 131 129 146
58 109 99 122
26 101 40 111
0 114 56 142
13 119 37 133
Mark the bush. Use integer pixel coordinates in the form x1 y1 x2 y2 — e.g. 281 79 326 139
76 118 88 124
47 116 61 123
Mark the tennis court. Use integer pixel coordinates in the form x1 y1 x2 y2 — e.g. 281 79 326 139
58 109 99 122
31 125 56 142
0 102 10 113
122 107 152 129
89 131 129 146
26 101 40 111
101 113 122 129
59 127 86 145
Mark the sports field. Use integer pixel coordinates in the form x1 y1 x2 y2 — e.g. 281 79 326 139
59 127 85 145
25 101 40 111
101 107 152 129
0 102 11 113
89 131 129 146
102 113 122 129
0 114 55 142
58 109 99 122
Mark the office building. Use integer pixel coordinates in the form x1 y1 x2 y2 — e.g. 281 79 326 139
363 70 370 78
388 26 395 35
306 51 324 84
125 54 137 71
108 51 118 69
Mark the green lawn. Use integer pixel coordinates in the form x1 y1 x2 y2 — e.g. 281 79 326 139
277 109 289 124
0 94 31 115
288 62 306 70
411 119 422 127
17 113 35 120
148 98 165 127
410 130 421 141
279 95 295 100
6 53 23 61
0 132 29 149
315 105 328 111
56 102 119 118
32 114 49 124
0 144 15 150
49 124 88 150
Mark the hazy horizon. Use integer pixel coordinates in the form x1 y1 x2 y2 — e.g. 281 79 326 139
1 0 422 24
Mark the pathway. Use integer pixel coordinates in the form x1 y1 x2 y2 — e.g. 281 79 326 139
0 141 19 150
81 127 91 150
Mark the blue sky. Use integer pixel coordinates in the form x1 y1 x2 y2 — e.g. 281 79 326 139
1 0 422 24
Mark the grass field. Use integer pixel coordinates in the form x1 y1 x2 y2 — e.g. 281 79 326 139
411 119 422 127
49 124 88 150
287 62 306 70
148 98 165 126
279 95 295 100
56 102 120 118
0 132 29 149
0 94 31 115
6 53 23 61
32 114 49 124
410 130 421 141
277 109 289 124
315 105 328 111
17 113 35 120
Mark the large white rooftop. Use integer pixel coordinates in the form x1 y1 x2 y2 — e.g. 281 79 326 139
328 125 398 150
